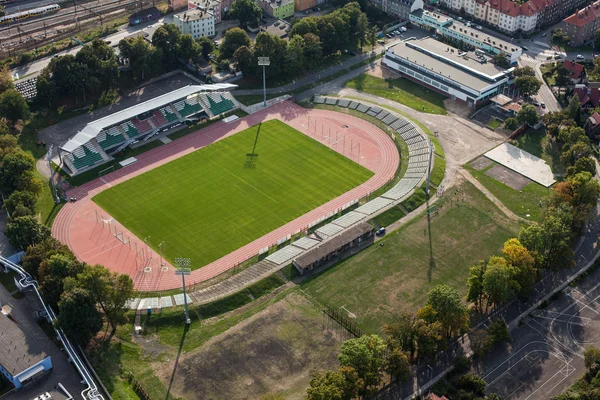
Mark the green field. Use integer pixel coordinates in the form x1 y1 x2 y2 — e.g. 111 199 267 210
345 74 448 115
93 120 373 269
302 181 519 333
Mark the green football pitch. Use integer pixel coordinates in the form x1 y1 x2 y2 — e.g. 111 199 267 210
93 120 373 269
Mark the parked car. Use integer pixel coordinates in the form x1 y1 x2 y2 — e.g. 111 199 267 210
475 25 483 30
541 102 546 109
577 54 585 59
376 227 386 236
542 32 547 37
400 26 407 32
522 46 529 51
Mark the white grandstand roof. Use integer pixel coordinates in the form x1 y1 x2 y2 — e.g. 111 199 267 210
61 83 237 153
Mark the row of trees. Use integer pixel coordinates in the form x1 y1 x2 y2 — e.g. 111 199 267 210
555 346 600 399
0 65 29 127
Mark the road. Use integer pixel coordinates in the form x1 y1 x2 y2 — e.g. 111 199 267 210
519 56 562 113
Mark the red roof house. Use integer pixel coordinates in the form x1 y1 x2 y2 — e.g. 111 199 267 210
425 394 450 400
562 60 586 84
574 84 600 109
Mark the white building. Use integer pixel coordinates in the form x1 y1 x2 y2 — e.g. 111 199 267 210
382 37 514 108
173 9 216 39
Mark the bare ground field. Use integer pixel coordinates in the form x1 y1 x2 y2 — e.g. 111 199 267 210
156 292 342 400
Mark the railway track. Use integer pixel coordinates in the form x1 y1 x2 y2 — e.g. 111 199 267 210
0 0 156 41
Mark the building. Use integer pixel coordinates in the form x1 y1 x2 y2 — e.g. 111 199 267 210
410 9 522 63
258 0 295 19
424 394 450 400
128 6 162 26
574 83 600 109
369 0 422 20
0 312 53 389
584 111 600 137
59 84 239 175
169 0 188 11
295 0 327 12
174 8 216 39
563 1 600 47
562 60 586 84
292 222 374 274
188 0 222 24
382 37 515 108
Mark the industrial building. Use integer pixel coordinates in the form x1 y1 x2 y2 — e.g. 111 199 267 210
382 37 514 108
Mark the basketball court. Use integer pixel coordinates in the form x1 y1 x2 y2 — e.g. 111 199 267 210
484 143 555 187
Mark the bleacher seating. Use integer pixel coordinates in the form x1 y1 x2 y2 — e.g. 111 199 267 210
121 121 140 137
160 106 179 123
153 109 167 127
204 93 235 116
97 126 126 150
68 143 103 170
173 97 203 118
132 118 152 135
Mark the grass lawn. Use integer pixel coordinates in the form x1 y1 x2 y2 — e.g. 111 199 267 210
302 181 519 333
345 74 448 115
466 165 551 222
540 63 557 86
93 120 373 269
373 205 405 227
487 118 502 130
512 127 565 175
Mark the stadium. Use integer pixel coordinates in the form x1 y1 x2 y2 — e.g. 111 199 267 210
52 89 431 292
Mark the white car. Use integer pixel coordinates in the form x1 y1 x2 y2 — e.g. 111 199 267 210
475 25 483 30
466 22 472 27
577 54 585 60
400 27 407 32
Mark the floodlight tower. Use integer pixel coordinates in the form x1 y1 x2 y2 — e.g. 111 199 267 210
426 141 434 196
258 56 270 107
174 257 192 325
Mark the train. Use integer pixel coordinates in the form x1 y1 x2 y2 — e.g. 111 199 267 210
0 3 61 25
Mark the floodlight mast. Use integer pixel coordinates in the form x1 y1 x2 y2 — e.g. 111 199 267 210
174 257 192 324
258 57 270 107
426 142 434 195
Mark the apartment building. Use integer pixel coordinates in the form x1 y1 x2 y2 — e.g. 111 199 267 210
173 9 216 39
369 0 423 20
563 1 600 47
189 0 222 24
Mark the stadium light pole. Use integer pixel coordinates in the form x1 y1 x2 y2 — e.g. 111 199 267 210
174 257 191 325
425 142 434 196
258 56 270 107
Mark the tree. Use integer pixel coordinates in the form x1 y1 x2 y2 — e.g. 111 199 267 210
551 28 570 48
58 287 103 346
386 348 411 382
504 118 519 130
196 36 215 60
179 34 200 63
488 318 511 345
425 285 469 338
220 28 252 58
456 374 487 396
515 76 542 98
0 150 41 198
152 24 182 68
414 318 442 361
286 35 306 76
0 64 13 94
566 95 582 124
517 103 540 126
74 38 119 94
0 89 29 126
584 346 600 370
71 264 135 337
38 253 85 309
513 66 535 77
21 237 72 279
469 328 491 357
5 216 50 250
561 142 593 168
466 261 487 314
555 65 571 91
290 17 319 38
502 238 536 296
303 33 323 70
384 313 418 360
254 32 288 77
4 190 36 218
493 52 510 68
119 36 160 82
229 0 263 29
482 256 520 310
234 45 256 76
36 69 57 109
338 334 386 393
306 367 362 400
567 157 596 177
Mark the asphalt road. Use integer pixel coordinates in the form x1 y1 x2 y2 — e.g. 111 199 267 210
519 56 562 113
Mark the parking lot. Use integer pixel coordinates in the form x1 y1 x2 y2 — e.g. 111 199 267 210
474 274 600 399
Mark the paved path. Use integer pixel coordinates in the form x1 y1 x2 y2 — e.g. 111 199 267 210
52 101 399 291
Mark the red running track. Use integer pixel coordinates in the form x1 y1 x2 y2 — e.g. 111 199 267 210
52 101 399 291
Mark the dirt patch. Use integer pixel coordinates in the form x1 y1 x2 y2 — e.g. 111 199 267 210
365 63 400 79
485 164 532 190
470 156 495 171
159 292 342 400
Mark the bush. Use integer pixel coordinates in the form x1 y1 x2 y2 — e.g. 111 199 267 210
504 118 519 131
455 373 486 396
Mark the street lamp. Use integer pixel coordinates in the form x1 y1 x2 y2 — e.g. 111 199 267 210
174 257 191 324
258 56 270 107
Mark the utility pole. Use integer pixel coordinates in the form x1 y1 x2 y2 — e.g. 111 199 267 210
425 142 434 196
174 258 192 325
258 56 270 107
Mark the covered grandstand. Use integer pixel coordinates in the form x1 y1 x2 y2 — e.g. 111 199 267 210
59 84 240 175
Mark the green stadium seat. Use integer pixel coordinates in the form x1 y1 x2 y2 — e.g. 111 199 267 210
69 143 103 170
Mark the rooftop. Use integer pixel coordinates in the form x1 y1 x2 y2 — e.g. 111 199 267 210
562 60 585 80
388 38 512 91
0 312 48 376
446 20 520 54
415 9 452 25
564 1 600 27
175 8 214 22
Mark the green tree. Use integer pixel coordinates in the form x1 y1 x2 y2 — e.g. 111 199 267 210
551 28 570 48
119 36 160 82
469 328 491 357
71 264 135 337
234 45 256 76
254 31 288 77
306 367 362 400
0 64 14 94
220 27 252 58
303 33 323 70
179 34 200 63
74 38 119 93
502 238 537 296
515 76 542 98
383 313 418 360
566 95 582 124
58 287 103 346
0 150 41 198
488 318 511 345
286 35 306 76
196 36 215 60
555 65 571 91
290 17 319 38
21 237 72 279
36 69 57 109
338 334 386 393
386 347 411 382
0 89 29 126
38 253 84 309
466 261 487 314
584 346 600 370
482 256 520 310
513 66 535 77
567 157 596 176
229 0 263 29
456 373 487 396
517 103 540 126
4 190 36 218
493 52 510 69
152 23 182 68
504 117 519 130
414 318 442 361
5 215 50 251
425 284 469 338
